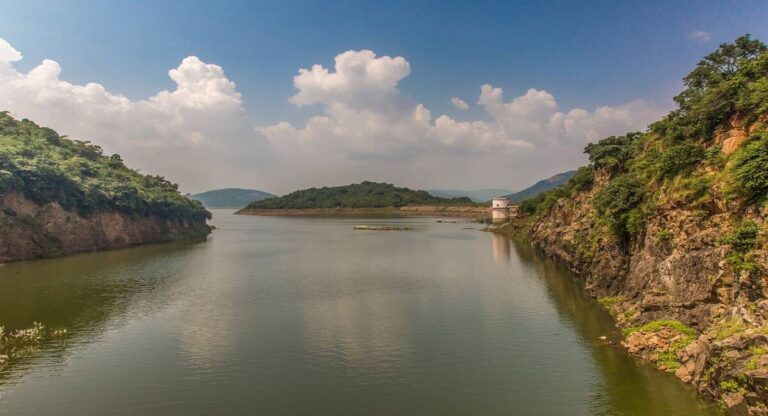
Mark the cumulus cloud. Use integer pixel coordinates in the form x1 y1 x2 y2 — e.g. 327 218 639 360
688 30 712 42
0 38 22 64
260 50 663 158
257 49 666 191
0 37 666 193
450 97 469 110
0 37 264 192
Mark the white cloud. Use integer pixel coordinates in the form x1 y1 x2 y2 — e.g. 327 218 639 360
0 38 22 64
450 97 469 110
687 30 712 42
0 38 666 193
261 50 663 158
0 37 264 192
257 49 665 191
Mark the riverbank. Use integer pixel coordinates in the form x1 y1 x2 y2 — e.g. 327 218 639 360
0 192 211 263
492 203 767 415
235 205 490 218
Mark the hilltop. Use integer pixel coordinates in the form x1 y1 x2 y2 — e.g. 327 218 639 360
192 188 274 208
0 113 211 262
501 36 768 413
243 181 474 210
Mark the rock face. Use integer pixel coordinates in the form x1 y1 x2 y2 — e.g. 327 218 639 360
0 192 210 263
507 145 768 414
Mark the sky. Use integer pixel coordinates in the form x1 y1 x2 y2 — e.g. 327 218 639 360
1 0 767 194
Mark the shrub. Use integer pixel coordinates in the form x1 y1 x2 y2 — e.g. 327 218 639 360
730 133 768 204
592 175 645 239
656 141 705 178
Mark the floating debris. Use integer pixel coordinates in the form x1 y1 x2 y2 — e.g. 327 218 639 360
353 225 411 231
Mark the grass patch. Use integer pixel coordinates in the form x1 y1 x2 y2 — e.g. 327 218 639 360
713 318 747 341
623 320 697 338
657 351 681 370
597 296 625 308
720 380 741 393
750 346 768 356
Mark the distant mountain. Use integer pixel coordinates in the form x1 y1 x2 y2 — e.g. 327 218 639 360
506 170 577 202
192 188 275 208
427 188 514 202
244 181 474 209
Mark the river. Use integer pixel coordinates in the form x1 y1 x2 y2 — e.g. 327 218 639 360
0 210 722 415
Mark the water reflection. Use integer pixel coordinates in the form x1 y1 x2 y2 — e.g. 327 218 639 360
0 239 206 384
511 241 721 415
0 215 724 416
490 233 511 264
302 293 410 378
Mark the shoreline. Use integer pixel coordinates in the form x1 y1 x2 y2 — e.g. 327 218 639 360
491 215 765 416
235 205 490 219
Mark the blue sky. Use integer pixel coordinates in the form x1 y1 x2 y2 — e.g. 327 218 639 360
1 1 767 193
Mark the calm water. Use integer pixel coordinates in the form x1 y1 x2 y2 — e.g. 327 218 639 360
0 210 721 415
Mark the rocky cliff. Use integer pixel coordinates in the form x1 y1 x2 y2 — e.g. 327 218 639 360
501 36 768 415
0 192 210 263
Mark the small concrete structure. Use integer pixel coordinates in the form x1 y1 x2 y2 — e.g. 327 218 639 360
491 197 511 223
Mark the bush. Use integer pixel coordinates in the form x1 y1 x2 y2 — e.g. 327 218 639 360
592 175 645 238
656 141 705 178
730 133 768 203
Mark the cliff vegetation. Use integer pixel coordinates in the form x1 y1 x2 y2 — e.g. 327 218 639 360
508 35 768 415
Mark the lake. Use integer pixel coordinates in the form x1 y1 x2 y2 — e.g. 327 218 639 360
0 210 721 415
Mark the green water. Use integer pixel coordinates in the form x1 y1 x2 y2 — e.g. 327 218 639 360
0 210 722 415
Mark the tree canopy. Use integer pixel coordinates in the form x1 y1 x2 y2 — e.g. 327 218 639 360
0 112 210 221
246 181 474 209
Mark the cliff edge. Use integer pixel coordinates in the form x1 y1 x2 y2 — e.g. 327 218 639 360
0 113 211 262
503 36 768 415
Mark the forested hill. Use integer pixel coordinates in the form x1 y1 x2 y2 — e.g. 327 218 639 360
0 112 210 222
245 181 474 209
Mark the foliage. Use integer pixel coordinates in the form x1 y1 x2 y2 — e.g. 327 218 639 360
584 132 642 172
718 220 763 274
713 318 748 341
246 181 474 209
656 141 706 178
718 220 760 253
720 380 741 393
0 112 210 221
592 175 644 238
730 132 768 203
652 35 768 140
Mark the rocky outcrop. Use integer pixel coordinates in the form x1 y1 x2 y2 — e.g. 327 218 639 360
500 141 768 414
0 192 210 263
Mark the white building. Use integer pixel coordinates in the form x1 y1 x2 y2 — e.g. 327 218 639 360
491 197 511 223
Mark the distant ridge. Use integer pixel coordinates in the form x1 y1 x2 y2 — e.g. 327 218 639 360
192 188 275 208
427 188 514 202
506 170 577 202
